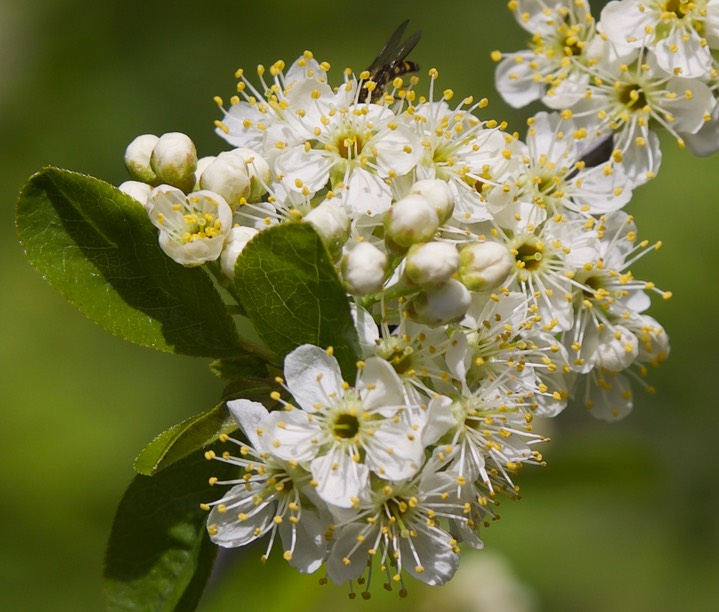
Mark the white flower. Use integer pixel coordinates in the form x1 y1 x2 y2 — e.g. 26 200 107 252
437 381 546 495
600 0 719 79
562 211 668 373
147 186 232 266
351 303 463 401
274 99 422 216
264 345 434 507
204 400 329 573
326 469 464 588
500 214 600 331
410 95 521 224
214 54 331 156
565 48 715 182
515 111 635 216
493 0 597 108
446 290 571 416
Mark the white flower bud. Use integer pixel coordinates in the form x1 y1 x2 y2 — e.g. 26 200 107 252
342 242 388 295
124 134 159 183
199 150 251 207
410 179 454 222
404 241 459 288
406 279 472 326
150 132 198 193
305 200 350 255
221 226 259 279
230 147 272 201
118 180 152 208
384 194 440 248
147 186 232 267
458 241 514 291
194 156 216 190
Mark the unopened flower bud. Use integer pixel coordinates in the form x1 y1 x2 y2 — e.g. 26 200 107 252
410 179 454 222
342 242 388 295
384 194 440 248
150 132 198 193
221 226 259 279
458 241 514 291
125 134 159 183
118 180 152 208
404 241 459 288
194 156 216 190
231 147 272 201
199 150 251 207
406 279 472 326
305 201 350 255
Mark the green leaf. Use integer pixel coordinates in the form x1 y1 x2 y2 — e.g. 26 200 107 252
16 167 242 357
133 404 236 477
234 222 361 380
105 447 234 611
133 377 275 476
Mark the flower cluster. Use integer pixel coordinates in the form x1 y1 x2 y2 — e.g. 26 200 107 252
493 0 719 171
117 6 676 592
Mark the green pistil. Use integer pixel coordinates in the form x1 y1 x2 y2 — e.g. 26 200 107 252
333 412 360 440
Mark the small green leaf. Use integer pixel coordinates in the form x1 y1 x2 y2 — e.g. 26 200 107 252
16 167 242 357
134 377 277 476
234 223 361 380
133 404 236 476
209 354 269 380
105 448 234 611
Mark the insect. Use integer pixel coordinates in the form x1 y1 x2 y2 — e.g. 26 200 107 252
362 20 421 101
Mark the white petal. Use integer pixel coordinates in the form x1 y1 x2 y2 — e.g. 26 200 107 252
278 509 328 574
226 399 269 451
344 168 392 216
310 451 369 508
365 419 425 480
207 484 274 547
399 525 459 586
421 395 456 447
284 344 344 412
357 357 405 411
586 370 634 421
326 523 373 584
275 147 332 193
264 408 322 462
495 53 547 109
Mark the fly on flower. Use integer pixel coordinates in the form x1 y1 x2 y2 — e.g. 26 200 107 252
363 19 421 101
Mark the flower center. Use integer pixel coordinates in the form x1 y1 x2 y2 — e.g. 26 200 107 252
618 84 648 111
336 132 365 160
515 241 545 271
332 412 360 440
665 0 689 18
582 273 604 297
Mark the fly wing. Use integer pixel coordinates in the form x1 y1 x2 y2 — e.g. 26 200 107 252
366 20 412 74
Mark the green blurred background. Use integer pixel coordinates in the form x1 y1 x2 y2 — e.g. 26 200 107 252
2 0 718 610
